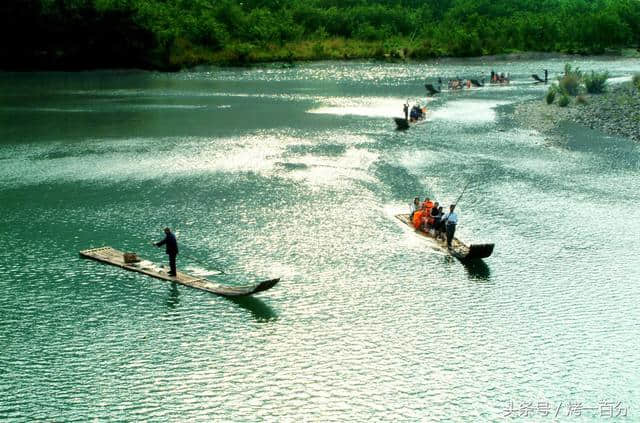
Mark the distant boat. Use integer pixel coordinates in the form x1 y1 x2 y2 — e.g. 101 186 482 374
427 80 483 93
395 214 494 260
393 112 427 130
532 70 548 83
532 74 545 83
425 83 441 95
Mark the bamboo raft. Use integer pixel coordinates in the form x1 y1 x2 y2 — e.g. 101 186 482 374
395 214 494 261
79 246 279 297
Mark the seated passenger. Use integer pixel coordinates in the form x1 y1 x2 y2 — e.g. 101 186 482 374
421 198 434 229
412 205 425 229
428 201 440 231
422 197 433 212
409 197 420 220
435 206 445 239
410 106 419 121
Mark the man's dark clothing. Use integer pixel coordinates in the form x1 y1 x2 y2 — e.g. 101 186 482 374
168 254 177 276
156 232 178 275
446 223 456 248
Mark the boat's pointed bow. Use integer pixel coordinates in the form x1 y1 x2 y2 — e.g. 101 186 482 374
252 278 280 295
466 243 495 260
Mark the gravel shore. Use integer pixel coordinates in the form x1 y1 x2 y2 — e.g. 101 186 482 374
514 81 640 143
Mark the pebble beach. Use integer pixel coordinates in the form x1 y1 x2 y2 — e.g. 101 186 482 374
514 80 640 143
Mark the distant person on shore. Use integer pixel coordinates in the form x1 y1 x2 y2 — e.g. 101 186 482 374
403 102 409 120
155 227 178 276
442 205 458 248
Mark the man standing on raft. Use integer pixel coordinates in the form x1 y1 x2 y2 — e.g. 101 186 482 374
442 205 458 249
155 227 178 277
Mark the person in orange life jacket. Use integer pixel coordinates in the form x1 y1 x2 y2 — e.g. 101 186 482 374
417 198 432 230
412 203 427 229
422 198 434 215
155 227 178 276
442 205 458 248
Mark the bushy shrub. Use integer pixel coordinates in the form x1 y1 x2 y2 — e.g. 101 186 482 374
584 71 609 94
563 63 583 79
633 73 640 90
559 63 583 96
558 94 570 107
559 74 581 96
545 88 556 104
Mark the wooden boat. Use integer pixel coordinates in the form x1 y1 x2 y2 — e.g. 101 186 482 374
427 83 482 94
80 246 279 297
394 105 428 130
394 117 410 130
395 214 494 260
393 115 428 130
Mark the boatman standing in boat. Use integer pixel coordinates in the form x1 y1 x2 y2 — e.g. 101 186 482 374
442 205 458 249
155 227 178 277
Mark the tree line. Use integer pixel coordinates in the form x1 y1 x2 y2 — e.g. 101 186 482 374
1 0 639 69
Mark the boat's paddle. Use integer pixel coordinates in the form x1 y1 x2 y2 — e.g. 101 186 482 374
454 179 473 206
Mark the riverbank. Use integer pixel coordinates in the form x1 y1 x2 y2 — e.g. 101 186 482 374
513 81 640 143
129 41 640 70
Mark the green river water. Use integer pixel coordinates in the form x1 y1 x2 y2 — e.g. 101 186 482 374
1 58 639 421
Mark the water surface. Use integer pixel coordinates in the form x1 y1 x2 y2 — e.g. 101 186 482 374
1 58 639 421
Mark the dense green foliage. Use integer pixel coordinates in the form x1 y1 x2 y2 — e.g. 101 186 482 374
1 0 639 69
633 73 640 89
584 70 610 93
558 94 571 107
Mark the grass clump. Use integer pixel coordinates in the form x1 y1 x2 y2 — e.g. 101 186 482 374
545 87 556 104
576 95 588 104
633 73 640 90
584 71 609 93
558 64 583 96
558 94 570 107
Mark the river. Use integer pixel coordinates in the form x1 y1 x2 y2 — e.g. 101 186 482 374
1 57 639 421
